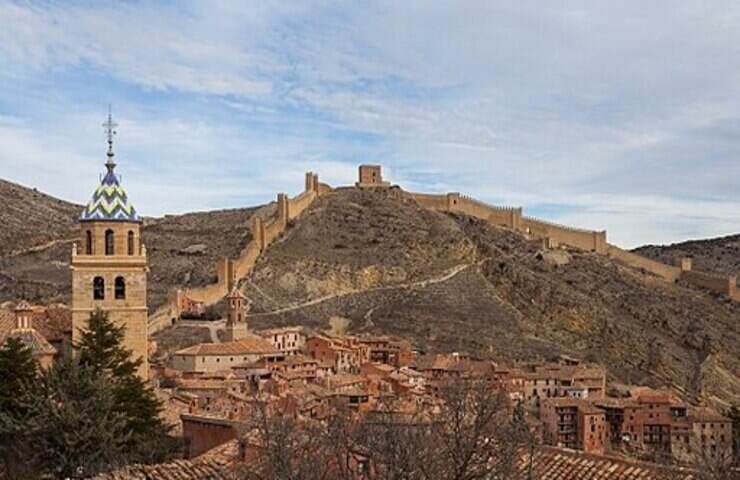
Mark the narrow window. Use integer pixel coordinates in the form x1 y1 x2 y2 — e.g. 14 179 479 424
93 277 105 300
128 231 135 255
86 230 93 255
115 276 126 300
105 229 114 255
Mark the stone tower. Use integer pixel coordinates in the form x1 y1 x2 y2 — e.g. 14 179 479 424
71 110 149 379
223 287 249 342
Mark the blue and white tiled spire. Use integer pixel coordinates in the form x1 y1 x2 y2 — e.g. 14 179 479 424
80 108 141 223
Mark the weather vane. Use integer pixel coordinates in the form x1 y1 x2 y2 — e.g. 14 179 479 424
103 105 118 155
102 104 118 170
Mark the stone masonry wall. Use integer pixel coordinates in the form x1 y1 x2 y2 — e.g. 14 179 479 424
606 245 682 281
682 270 737 297
522 217 606 254
409 192 602 253
149 173 329 334
408 188 733 300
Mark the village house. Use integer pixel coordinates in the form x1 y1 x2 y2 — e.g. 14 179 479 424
177 293 206 319
259 326 306 356
511 362 607 404
540 397 607 455
305 334 369 373
357 336 415 367
172 336 282 373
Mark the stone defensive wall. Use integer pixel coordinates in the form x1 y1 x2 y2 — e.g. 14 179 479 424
408 189 736 301
409 191 604 253
605 245 682 281
148 167 737 334
148 172 329 334
521 216 606 254
682 269 738 299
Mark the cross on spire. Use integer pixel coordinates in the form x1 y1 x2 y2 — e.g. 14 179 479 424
102 104 118 172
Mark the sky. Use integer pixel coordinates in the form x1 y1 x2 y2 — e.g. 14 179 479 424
0 1 738 248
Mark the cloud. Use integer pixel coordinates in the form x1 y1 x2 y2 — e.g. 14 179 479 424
0 1 738 247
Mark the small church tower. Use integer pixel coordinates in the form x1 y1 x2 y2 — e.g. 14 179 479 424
9 301 57 370
71 109 149 379
223 287 249 342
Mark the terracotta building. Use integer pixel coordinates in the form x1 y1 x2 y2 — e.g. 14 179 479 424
305 335 369 373
540 398 606 454
71 111 149 379
514 363 606 405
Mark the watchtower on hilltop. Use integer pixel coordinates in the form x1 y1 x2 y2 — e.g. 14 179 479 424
356 164 390 188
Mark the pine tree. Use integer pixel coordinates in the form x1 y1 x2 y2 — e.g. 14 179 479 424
0 337 38 415
0 337 39 479
23 352 130 478
76 308 174 462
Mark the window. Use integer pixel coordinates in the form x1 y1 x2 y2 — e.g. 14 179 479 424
105 229 114 255
93 277 105 300
86 230 93 255
128 230 135 255
115 276 126 300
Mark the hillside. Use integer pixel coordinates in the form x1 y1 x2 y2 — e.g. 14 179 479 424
3 179 739 407
0 179 80 256
0 179 258 309
243 187 740 407
634 234 740 277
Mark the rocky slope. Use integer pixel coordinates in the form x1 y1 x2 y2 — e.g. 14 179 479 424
0 179 80 256
244 187 740 407
0 179 256 309
634 234 740 277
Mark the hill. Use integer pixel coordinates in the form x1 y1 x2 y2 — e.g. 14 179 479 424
243 187 740 407
634 234 740 277
2 179 739 407
0 179 80 256
0 179 258 309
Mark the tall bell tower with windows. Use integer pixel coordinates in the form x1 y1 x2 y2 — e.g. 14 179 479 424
71 109 149 379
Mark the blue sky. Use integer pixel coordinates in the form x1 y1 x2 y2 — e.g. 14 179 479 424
1 1 738 248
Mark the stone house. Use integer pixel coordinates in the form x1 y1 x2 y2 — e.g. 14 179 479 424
173 337 282 373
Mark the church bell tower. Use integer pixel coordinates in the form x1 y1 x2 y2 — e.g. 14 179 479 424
71 109 149 379
223 287 249 342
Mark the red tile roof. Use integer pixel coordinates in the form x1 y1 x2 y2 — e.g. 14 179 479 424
176 336 277 356
519 446 697 479
92 440 237 479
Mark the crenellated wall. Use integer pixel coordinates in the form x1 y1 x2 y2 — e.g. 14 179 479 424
522 217 606 254
606 245 682 281
409 192 449 211
408 188 732 300
148 172 330 333
682 270 738 298
408 192 601 252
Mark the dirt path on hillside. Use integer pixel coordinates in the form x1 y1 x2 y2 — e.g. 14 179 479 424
6 237 76 257
249 262 476 318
